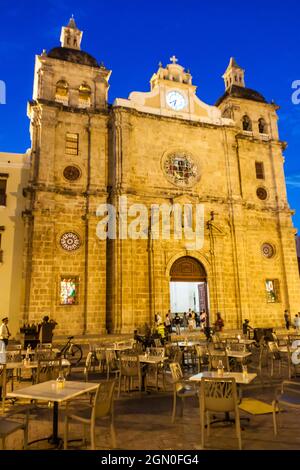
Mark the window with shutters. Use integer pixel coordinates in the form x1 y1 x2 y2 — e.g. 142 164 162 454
65 133 79 155
255 161 265 180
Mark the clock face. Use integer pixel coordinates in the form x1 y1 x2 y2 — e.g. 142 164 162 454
166 91 186 111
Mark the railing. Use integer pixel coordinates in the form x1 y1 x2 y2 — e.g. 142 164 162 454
259 133 270 141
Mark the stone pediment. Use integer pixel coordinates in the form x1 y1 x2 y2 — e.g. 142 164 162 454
113 58 234 127
172 194 200 205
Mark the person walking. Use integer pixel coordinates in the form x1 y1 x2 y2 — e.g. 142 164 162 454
284 310 290 330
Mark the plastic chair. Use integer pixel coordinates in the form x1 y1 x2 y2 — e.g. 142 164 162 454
200 376 242 450
207 345 230 372
195 344 209 373
35 358 61 384
118 353 144 396
64 379 116 450
169 362 198 423
105 350 120 380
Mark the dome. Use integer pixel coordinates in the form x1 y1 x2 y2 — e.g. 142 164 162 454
215 84 267 106
47 47 100 68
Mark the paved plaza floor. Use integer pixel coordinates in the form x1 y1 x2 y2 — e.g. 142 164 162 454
3 372 300 451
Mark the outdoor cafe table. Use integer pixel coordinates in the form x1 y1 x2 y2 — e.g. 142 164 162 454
226 350 252 360
7 380 99 447
138 355 167 391
189 371 257 426
189 371 257 385
5 359 71 390
176 341 203 348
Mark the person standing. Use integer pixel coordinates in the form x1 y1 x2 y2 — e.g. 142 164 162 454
200 310 207 330
0 317 10 347
284 310 290 330
214 312 224 332
294 314 300 332
174 313 181 335
242 319 253 337
38 315 57 344
0 317 10 364
164 313 172 335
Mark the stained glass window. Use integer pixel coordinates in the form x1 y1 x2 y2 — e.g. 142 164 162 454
60 277 78 305
265 279 280 303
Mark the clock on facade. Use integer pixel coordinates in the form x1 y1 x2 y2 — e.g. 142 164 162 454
166 91 186 111
60 232 81 251
163 152 199 187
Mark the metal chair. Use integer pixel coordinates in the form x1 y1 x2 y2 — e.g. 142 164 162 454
272 380 300 435
0 415 28 450
64 380 116 450
200 376 242 450
268 341 291 378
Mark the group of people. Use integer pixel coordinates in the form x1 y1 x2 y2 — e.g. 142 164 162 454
0 315 57 354
284 310 300 331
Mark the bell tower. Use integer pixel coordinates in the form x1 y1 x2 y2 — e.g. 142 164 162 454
222 57 245 91
60 15 83 50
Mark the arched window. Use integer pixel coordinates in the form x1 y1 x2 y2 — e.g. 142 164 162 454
242 115 252 131
78 83 91 108
258 118 267 134
55 80 69 105
222 107 232 119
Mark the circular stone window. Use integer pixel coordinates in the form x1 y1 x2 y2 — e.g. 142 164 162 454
261 243 275 259
60 232 81 251
63 165 81 181
163 152 199 187
256 187 268 200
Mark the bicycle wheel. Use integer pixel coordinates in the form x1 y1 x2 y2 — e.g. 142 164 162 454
64 344 82 367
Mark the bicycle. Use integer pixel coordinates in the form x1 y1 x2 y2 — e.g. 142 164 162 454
57 336 83 367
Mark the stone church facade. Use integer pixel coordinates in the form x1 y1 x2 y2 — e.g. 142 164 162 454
14 18 299 335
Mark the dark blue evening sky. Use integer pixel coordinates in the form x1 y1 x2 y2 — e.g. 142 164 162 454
0 0 300 229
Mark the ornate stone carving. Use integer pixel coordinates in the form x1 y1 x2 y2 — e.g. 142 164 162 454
163 152 199 187
261 243 275 258
63 165 81 181
256 187 268 200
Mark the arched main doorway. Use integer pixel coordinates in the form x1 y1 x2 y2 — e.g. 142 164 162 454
170 256 209 324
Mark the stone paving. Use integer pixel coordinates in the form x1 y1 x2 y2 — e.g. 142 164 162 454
2 368 300 451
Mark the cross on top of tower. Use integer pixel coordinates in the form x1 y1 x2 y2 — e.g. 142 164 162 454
170 55 178 64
